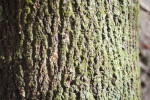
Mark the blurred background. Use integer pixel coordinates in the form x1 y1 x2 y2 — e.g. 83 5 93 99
139 0 150 100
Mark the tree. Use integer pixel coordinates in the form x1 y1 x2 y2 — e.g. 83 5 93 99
0 0 141 100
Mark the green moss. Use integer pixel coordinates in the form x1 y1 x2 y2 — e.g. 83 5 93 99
25 6 31 14
64 93 69 100
69 93 76 100
54 85 63 100
23 6 31 23
77 63 86 74
25 0 33 5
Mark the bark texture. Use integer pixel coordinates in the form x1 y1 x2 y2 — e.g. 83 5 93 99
0 0 140 100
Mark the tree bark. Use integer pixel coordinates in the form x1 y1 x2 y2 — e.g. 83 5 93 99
0 0 141 100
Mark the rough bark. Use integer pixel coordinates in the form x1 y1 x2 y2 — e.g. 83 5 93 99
0 0 140 100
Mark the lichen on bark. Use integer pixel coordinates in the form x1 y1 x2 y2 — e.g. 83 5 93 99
0 0 140 100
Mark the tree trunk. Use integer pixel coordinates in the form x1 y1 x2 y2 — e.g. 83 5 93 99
0 0 140 100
